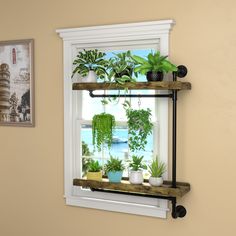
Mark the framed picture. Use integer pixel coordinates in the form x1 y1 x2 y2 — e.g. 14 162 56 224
0 39 34 127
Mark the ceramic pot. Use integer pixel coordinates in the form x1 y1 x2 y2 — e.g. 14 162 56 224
86 171 102 181
82 70 97 83
146 71 163 81
129 170 143 184
107 171 123 183
149 176 163 186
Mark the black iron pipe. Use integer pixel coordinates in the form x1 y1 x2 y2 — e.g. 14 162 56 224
172 72 177 188
89 90 172 98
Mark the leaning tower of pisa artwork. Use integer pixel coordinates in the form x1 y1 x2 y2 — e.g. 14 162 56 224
0 63 10 122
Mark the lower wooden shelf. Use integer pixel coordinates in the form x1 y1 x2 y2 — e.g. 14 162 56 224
73 178 190 198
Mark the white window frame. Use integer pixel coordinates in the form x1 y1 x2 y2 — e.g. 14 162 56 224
56 20 175 218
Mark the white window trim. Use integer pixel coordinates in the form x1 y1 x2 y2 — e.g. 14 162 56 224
56 19 175 218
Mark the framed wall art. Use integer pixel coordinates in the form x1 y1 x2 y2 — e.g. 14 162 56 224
0 39 34 127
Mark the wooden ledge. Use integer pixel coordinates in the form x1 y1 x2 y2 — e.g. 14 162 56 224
72 81 191 91
73 178 190 198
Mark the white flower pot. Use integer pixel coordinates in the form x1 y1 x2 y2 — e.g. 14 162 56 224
149 176 163 187
129 170 143 184
82 70 97 83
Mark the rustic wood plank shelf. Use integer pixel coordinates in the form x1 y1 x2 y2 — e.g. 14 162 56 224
73 178 190 198
72 81 191 91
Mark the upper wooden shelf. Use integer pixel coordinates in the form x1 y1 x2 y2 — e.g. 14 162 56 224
73 178 190 198
72 81 191 91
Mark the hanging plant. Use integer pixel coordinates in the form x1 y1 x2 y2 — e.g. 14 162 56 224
126 108 153 152
92 113 116 151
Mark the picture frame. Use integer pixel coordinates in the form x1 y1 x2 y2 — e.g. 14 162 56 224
0 39 34 127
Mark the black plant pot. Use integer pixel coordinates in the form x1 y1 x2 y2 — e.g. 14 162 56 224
146 71 164 82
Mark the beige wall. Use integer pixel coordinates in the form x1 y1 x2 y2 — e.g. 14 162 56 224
0 0 236 235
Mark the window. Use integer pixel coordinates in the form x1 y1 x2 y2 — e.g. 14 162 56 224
57 20 175 218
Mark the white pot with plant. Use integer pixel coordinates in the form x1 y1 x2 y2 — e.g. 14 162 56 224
148 157 166 187
129 155 147 184
71 49 108 83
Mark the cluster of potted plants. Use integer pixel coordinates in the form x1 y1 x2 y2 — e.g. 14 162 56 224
86 155 166 186
72 49 177 83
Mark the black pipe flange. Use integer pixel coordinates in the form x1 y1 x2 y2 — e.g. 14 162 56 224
176 65 188 78
172 205 187 218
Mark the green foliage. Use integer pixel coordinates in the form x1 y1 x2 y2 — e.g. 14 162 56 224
129 155 147 171
107 50 137 85
104 156 125 173
82 141 93 177
72 49 108 80
148 157 166 177
126 108 153 152
92 113 116 151
87 160 102 172
132 51 177 75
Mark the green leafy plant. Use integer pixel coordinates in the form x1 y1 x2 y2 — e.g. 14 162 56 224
108 50 137 85
104 156 125 173
87 160 102 172
92 113 116 151
72 49 108 80
129 155 147 171
148 157 166 177
82 141 93 177
132 51 177 74
126 108 153 151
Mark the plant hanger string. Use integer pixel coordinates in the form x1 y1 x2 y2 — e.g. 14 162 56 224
138 95 141 109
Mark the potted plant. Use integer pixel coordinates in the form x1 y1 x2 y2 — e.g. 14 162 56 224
148 157 166 186
86 160 103 181
129 155 147 184
108 50 137 85
126 108 153 152
92 113 116 151
71 49 108 82
132 51 177 81
104 156 125 183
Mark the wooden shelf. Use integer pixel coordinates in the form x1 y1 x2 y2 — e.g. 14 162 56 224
73 178 190 198
72 81 191 91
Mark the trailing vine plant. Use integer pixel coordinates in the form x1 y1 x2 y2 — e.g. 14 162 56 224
126 107 153 152
92 113 116 151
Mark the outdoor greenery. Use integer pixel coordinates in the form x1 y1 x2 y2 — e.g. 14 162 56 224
132 51 177 74
82 141 93 176
104 156 125 173
148 157 166 177
126 108 153 152
72 49 108 80
87 160 102 172
92 113 116 151
129 155 147 171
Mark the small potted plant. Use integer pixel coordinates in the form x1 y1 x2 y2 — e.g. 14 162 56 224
129 155 147 184
148 157 166 186
132 51 177 81
108 50 137 85
92 113 116 151
86 160 103 181
72 49 108 83
104 156 125 183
